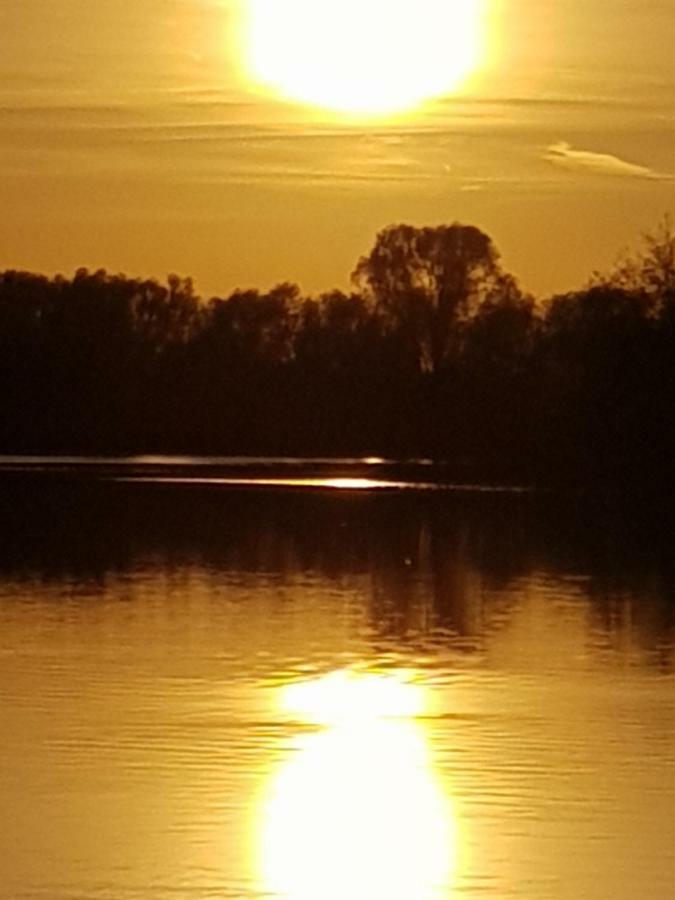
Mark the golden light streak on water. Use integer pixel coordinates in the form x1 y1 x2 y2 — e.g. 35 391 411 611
258 670 457 900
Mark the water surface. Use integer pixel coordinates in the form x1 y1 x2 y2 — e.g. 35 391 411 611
1 463 674 899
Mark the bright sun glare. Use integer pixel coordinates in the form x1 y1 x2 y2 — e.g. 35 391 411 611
244 0 485 116
259 670 456 900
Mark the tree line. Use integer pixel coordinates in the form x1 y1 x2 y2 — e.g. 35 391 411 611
1 218 674 486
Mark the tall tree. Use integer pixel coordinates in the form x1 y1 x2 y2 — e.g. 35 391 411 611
351 223 512 372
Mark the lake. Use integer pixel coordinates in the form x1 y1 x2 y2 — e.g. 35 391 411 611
1 458 674 899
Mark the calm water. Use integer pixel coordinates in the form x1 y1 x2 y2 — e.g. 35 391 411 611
1 461 674 899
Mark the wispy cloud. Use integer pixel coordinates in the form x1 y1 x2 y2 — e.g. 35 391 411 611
544 141 670 180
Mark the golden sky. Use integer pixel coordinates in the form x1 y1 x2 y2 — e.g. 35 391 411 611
1 0 673 298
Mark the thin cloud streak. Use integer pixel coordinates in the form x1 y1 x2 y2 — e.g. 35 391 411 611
544 141 672 180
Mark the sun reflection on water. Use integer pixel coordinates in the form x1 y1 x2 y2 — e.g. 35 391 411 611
258 670 457 900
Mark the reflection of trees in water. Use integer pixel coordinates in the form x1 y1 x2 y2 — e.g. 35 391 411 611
364 495 550 648
534 500 675 667
1 482 672 664
368 520 517 647
587 584 675 672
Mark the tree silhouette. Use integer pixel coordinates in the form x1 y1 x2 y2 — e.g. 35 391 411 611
596 215 675 308
0 218 674 487
351 223 515 373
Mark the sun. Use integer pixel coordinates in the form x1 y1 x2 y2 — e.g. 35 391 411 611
243 0 486 117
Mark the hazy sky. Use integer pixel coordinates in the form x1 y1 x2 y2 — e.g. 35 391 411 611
1 0 673 298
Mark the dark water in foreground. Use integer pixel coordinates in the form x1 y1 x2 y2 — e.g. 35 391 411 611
1 459 674 899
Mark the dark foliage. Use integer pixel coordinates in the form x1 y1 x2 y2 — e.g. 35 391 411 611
1 220 673 487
